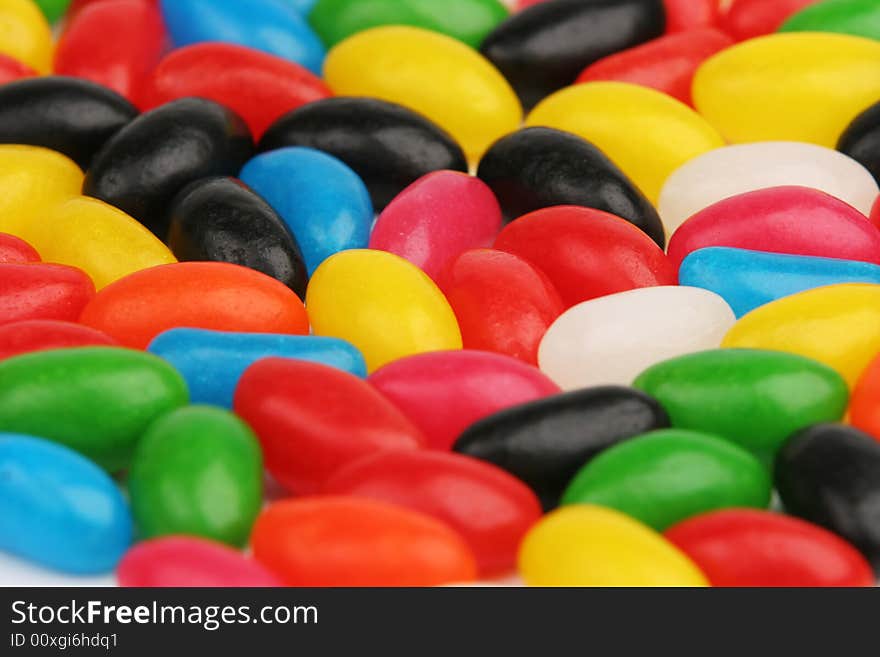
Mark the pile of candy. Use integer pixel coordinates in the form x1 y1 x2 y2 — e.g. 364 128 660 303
1 0 880 588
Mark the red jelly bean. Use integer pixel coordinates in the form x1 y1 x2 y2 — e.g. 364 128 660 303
79 262 309 349
0 320 116 360
667 186 880 271
369 350 560 451
55 0 167 103
1 263 95 325
577 29 733 107
369 171 502 282
0 233 40 264
440 249 564 365
235 358 425 494
324 450 543 576
0 54 36 85
494 206 676 308
721 0 821 41
117 536 282 587
663 0 721 33
870 196 880 229
665 509 875 587
251 497 478 587
140 43 332 139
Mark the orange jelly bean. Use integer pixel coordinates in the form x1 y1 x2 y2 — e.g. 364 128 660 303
79 262 309 349
850 352 880 442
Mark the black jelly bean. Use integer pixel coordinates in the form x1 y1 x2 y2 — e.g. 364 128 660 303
258 97 468 211
453 386 670 510
0 76 137 169
167 177 309 298
480 0 665 110
478 126 665 247
776 423 880 572
83 97 255 239
838 100 880 185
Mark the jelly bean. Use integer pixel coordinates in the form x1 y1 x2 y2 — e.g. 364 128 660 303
721 0 820 40
781 0 880 41
160 0 325 74
659 143 880 236
54 0 166 103
665 509 875 587
539 286 735 391
454 386 670 509
693 33 880 148
667 187 880 272
306 250 462 371
84 98 255 239
148 328 366 408
252 497 477 586
518 505 708 587
259 97 468 211
0 145 83 237
577 29 733 108
22 197 176 290
128 406 262 547
480 0 664 110
369 350 560 451
723 284 880 387
117 537 283 588
0 77 137 169
850 352 880 441
478 127 664 246
494 206 675 309
235 358 424 494
663 0 720 33
0 320 116 361
0 233 39 263
526 83 724 204
324 26 521 162
324 450 542 575
0 263 95 325
0 347 188 470
34 0 68 21
370 171 502 282
309 0 508 49
0 0 53 73
167 177 308 297
681 247 880 318
80 262 309 350
872 196 880 226
838 100 880 185
0 53 35 84
563 429 772 531
140 43 331 140
440 249 563 365
291 0 316 12
0 433 131 574
240 148 372 275
776 423 880 571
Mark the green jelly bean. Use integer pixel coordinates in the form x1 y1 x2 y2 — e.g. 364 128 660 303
35 0 70 24
309 0 509 48
0 347 188 471
633 349 848 463
780 0 880 41
561 429 772 531
128 405 263 547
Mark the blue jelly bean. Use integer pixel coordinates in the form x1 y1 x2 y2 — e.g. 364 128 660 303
160 0 326 74
240 147 374 274
148 328 368 408
680 247 880 317
289 0 318 13
0 434 132 574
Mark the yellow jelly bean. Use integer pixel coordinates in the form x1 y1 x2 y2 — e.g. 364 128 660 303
0 145 83 236
526 82 724 204
723 284 880 388
306 249 462 371
518 505 709 587
20 196 177 289
0 0 53 74
694 33 880 148
324 26 522 162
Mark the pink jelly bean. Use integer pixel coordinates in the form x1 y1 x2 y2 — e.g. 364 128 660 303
667 186 880 272
369 171 502 282
369 350 561 451
0 233 40 264
117 537 283 587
